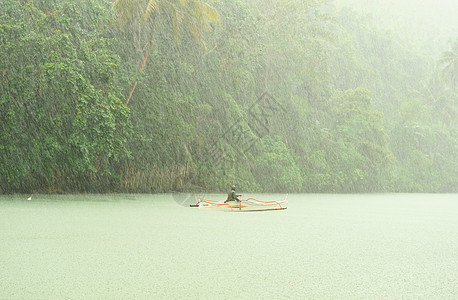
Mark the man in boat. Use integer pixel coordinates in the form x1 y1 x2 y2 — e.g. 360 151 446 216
224 185 241 203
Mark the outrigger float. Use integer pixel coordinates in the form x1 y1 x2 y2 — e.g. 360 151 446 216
190 194 288 212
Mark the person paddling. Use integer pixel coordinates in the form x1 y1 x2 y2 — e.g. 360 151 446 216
225 185 241 203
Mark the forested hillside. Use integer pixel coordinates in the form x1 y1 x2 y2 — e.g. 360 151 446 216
1 0 456 193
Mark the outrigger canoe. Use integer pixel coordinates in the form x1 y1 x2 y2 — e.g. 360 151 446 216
190 194 288 212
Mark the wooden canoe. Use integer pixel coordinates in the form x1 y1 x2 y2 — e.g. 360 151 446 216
190 195 288 212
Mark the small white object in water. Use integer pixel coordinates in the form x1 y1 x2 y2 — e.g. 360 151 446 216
27 194 33 201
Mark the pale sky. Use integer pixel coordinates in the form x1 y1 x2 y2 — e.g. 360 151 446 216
334 0 458 49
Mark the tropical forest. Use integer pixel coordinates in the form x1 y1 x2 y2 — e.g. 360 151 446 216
1 0 457 193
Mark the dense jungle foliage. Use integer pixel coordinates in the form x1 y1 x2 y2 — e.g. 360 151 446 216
1 0 457 193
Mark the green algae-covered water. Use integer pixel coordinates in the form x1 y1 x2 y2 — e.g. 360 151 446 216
1 194 457 299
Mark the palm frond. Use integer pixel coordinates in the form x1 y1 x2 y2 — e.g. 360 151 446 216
193 0 220 24
143 0 160 22
439 45 458 84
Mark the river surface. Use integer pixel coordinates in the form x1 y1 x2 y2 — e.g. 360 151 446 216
0 193 457 299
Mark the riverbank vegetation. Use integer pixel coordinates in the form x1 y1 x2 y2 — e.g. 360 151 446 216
1 0 456 193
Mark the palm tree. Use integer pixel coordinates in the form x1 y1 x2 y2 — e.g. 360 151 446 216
439 40 458 125
113 0 220 106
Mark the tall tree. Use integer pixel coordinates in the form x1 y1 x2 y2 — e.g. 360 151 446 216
439 40 458 125
113 0 220 106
